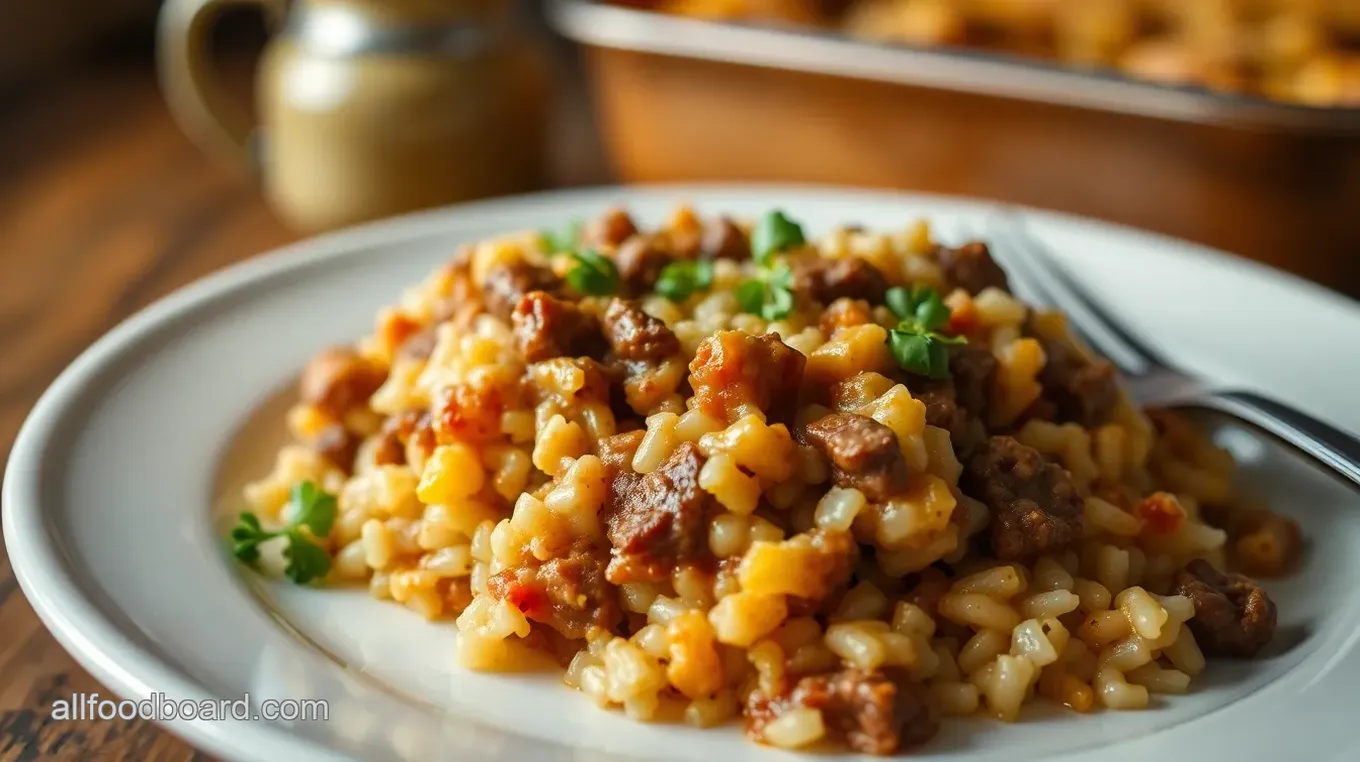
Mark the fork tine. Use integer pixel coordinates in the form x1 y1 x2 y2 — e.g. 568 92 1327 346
981 213 1167 376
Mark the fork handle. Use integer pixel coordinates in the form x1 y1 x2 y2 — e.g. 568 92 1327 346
1202 390 1360 490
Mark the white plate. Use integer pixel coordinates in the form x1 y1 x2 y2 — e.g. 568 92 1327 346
6 185 1360 762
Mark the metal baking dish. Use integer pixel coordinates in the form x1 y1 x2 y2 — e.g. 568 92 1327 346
550 0 1360 294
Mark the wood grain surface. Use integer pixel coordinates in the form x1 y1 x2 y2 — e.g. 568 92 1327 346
0 35 605 760
0 50 291 762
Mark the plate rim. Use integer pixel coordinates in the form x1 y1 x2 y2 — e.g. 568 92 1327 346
6 182 1360 762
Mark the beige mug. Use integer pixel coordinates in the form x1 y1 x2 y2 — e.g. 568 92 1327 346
158 0 549 232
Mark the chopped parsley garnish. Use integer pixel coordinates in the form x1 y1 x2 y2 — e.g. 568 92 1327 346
885 285 951 331
883 285 964 379
751 210 806 265
736 263 795 321
565 250 620 296
655 259 714 302
541 219 583 253
231 480 337 585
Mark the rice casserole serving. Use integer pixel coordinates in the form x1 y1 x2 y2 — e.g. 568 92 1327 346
233 206 1301 755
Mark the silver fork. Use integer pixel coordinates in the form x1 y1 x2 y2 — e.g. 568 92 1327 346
967 213 1360 490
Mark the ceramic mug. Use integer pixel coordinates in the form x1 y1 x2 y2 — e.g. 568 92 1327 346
158 0 549 232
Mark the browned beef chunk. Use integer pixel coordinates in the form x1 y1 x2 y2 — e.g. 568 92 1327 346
482 261 562 321
371 428 407 466
603 442 711 583
962 436 1083 560
792 257 890 304
299 347 387 416
911 343 996 458
583 207 639 249
1035 336 1119 428
803 412 911 501
487 543 620 640
936 241 1010 295
313 424 360 473
512 291 607 363
746 669 937 755
700 217 750 260
950 342 996 415
613 235 673 295
1174 558 1277 657
689 331 806 424
432 381 504 444
378 408 435 463
597 430 646 470
430 257 486 331
601 299 680 363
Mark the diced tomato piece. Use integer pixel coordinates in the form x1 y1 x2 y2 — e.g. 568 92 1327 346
946 299 979 336
504 581 547 618
1135 492 1185 534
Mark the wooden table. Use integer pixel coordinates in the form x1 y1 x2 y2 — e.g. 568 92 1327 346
0 37 606 759
0 51 291 762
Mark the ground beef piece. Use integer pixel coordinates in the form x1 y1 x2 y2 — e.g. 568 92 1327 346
910 344 996 457
512 291 607 363
803 412 911 501
299 347 387 416
482 261 562 321
602 299 680 363
598 430 646 470
689 331 806 423
1174 558 1277 657
914 384 958 432
950 343 996 415
603 442 711 583
613 236 673 295
371 429 407 466
430 258 486 331
432 381 503 443
936 241 1010 295
792 257 890 304
313 423 360 473
583 207 639 249
962 436 1083 560
747 669 937 755
700 217 750 260
1035 336 1119 428
487 543 620 640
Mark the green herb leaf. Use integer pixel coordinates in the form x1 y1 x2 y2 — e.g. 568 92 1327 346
655 259 714 302
885 286 914 321
290 480 337 537
761 284 795 321
736 278 768 314
565 250 620 296
230 480 338 585
542 219 583 253
283 530 332 585
751 210 806 265
230 512 273 564
913 289 950 332
887 329 952 379
736 264 796 321
766 263 793 290
885 284 950 332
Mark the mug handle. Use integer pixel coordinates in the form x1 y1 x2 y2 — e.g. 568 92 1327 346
157 0 285 172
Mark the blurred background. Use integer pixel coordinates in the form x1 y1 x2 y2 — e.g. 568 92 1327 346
0 0 1356 757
